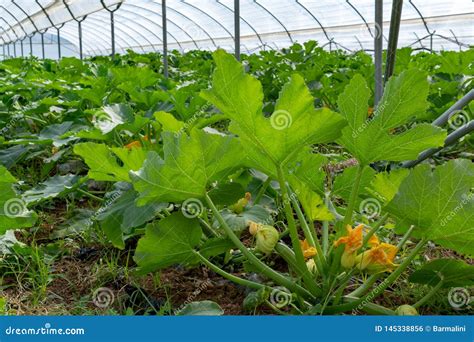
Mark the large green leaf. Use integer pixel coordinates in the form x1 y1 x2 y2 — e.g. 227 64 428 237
409 259 474 288
74 142 146 182
132 129 243 205
333 165 376 205
201 50 346 168
386 160 474 256
96 185 168 249
0 166 37 234
337 72 446 165
368 168 410 203
22 174 81 204
133 212 201 273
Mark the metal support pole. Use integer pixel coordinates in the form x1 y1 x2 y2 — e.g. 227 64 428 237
110 11 115 58
13 41 16 57
402 121 474 168
2 45 4 59
57 28 61 59
7 43 10 57
374 0 383 106
29 36 33 56
20 39 24 57
41 33 45 59
433 89 474 127
63 0 87 60
402 89 474 168
162 0 168 78
100 1 122 59
384 0 403 82
78 21 83 59
234 0 240 61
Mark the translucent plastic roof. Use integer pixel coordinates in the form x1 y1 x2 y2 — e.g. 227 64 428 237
0 0 472 57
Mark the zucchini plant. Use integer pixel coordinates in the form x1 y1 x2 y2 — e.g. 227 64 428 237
125 50 473 314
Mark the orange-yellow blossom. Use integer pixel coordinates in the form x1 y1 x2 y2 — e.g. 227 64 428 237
356 242 398 273
334 224 364 253
300 239 317 259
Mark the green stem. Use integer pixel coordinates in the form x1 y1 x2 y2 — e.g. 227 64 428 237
204 194 314 300
277 168 320 296
362 213 389 246
412 279 444 309
348 274 381 298
342 164 364 228
288 191 327 281
198 218 219 237
77 188 104 202
397 225 415 249
254 177 271 205
194 251 264 290
289 191 325 262
322 194 330 255
192 114 227 131
342 296 396 315
323 237 428 314
276 168 307 269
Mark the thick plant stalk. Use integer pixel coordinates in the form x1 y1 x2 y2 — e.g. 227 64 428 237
276 167 308 270
322 194 330 254
289 195 327 282
323 237 428 314
289 191 326 266
342 164 364 227
397 225 415 249
204 194 314 300
343 296 396 315
362 213 389 246
348 274 381 298
413 279 444 308
194 251 264 290
276 167 321 296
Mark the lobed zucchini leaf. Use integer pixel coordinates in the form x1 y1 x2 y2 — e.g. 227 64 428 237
201 49 346 169
132 129 243 205
74 142 147 182
386 160 474 256
337 72 446 165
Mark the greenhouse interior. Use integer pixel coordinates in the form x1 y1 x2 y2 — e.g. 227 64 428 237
0 0 473 320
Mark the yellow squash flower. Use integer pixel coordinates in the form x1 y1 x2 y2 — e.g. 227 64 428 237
355 242 398 273
300 239 317 259
334 224 364 253
334 224 364 268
